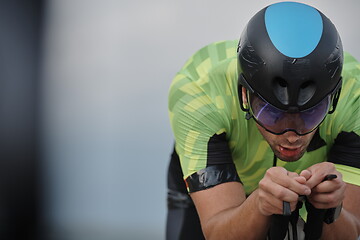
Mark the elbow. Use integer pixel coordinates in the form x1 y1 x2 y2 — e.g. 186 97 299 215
201 216 238 240
201 216 225 240
201 221 215 240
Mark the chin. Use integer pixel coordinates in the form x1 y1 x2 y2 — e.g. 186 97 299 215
278 156 301 162
276 152 305 162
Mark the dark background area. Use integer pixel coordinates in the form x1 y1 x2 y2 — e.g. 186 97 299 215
0 0 44 239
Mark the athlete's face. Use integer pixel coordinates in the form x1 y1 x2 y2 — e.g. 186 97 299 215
241 87 316 162
256 124 316 162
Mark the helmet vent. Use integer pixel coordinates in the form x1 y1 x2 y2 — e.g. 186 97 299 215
273 77 289 105
298 81 316 106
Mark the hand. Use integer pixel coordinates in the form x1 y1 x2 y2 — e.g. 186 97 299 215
257 167 311 216
300 162 346 209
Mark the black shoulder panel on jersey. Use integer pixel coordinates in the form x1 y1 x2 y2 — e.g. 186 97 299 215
185 132 241 193
307 129 326 152
328 131 360 169
206 132 233 166
185 164 241 193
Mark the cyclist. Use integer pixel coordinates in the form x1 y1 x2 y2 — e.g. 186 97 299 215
167 2 360 240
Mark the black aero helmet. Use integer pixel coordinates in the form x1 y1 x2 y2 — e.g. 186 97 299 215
238 2 343 112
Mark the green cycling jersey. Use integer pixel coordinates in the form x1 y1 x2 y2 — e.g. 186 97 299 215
168 40 360 195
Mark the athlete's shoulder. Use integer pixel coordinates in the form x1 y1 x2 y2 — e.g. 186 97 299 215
322 52 360 135
175 40 238 79
168 40 239 106
191 40 238 60
343 52 360 77
344 52 359 64
341 52 360 94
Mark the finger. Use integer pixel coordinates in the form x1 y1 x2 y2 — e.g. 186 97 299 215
269 171 311 196
258 190 284 215
308 182 346 209
305 163 336 188
312 178 342 193
294 176 307 185
265 197 284 215
287 172 307 184
308 192 344 209
264 193 298 215
308 201 331 209
259 177 300 202
287 172 299 178
300 170 311 180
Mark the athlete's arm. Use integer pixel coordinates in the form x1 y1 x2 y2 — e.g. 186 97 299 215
301 162 360 239
190 167 311 240
322 183 360 240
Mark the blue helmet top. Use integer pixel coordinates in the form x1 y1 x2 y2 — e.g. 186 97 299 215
265 2 323 58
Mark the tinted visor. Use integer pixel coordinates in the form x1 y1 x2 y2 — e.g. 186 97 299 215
248 92 331 135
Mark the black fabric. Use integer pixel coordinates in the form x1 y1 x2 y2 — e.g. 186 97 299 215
166 203 205 240
166 147 205 239
167 189 194 209
268 214 291 240
328 131 360 168
186 164 241 193
307 128 326 152
167 146 188 194
304 201 327 240
206 132 233 166
268 201 303 240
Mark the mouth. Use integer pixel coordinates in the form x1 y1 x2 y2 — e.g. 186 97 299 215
278 146 302 158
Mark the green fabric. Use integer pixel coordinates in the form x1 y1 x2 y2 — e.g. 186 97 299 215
335 164 360 186
168 40 360 195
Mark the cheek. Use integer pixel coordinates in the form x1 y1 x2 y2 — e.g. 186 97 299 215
256 124 278 144
303 136 314 147
304 132 316 144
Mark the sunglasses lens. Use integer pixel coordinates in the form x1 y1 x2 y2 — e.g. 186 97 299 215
249 93 331 135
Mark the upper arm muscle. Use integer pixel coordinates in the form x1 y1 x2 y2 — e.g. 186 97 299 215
190 181 246 229
343 183 360 222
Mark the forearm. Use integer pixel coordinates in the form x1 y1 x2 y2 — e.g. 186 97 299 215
203 190 270 240
321 208 360 240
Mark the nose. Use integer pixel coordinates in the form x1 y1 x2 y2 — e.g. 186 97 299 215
281 113 304 128
284 130 301 144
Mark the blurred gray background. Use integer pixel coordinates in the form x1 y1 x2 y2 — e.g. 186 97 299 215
39 0 360 239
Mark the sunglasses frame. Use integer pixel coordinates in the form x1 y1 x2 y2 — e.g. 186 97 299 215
238 75 342 135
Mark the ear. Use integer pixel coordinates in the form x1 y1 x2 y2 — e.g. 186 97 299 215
239 86 250 112
242 87 248 105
